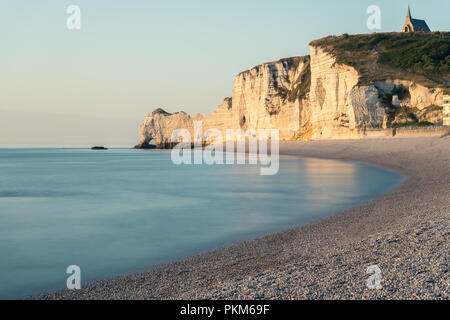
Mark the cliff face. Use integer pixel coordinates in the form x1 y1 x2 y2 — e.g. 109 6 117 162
308 46 373 138
228 56 310 139
137 56 311 147
136 35 447 148
137 109 194 148
306 45 444 139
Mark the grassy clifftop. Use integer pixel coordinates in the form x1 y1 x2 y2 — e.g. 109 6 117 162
310 32 450 93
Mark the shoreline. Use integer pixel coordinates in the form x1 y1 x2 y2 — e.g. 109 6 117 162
39 136 449 300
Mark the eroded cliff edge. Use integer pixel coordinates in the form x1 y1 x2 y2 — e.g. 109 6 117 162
136 32 449 148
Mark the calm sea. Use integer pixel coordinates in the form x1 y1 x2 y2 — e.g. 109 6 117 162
0 149 402 298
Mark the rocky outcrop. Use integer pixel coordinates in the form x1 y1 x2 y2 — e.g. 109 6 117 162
306 46 445 139
136 36 446 148
375 80 443 109
136 109 194 148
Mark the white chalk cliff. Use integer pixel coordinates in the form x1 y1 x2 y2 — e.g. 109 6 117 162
136 37 446 148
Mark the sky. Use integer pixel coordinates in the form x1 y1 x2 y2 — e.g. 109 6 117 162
0 0 448 147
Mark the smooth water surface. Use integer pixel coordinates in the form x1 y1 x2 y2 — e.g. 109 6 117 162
0 149 402 298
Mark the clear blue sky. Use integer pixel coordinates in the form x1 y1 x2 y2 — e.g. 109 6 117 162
0 0 448 147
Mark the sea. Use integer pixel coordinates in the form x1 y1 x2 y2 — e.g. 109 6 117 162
0 148 403 298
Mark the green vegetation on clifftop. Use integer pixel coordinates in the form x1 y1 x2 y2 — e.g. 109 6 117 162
310 32 450 92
